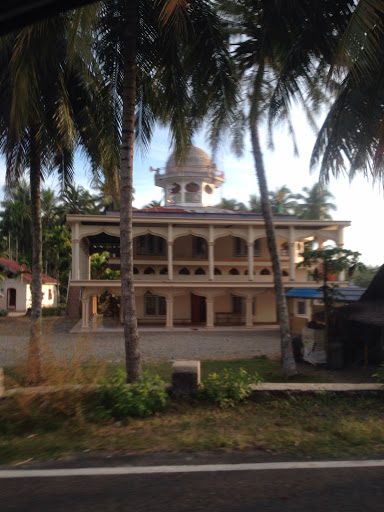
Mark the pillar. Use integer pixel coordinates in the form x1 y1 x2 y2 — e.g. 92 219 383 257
72 239 80 280
92 295 98 315
245 298 253 327
206 298 215 328
166 297 174 328
247 243 254 281
81 298 90 328
208 243 214 281
289 226 295 281
167 242 174 280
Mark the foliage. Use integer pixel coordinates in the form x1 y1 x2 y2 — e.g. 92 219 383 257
293 183 336 220
41 306 65 317
0 309 8 317
197 368 261 408
372 362 384 383
352 265 378 288
97 370 167 419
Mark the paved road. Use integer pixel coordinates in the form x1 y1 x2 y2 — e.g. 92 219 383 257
1 459 384 511
0 318 280 365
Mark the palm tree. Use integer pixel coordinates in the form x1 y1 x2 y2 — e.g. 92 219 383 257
248 194 262 213
0 9 119 383
219 0 354 377
268 186 296 215
0 179 32 260
217 198 248 211
98 0 237 382
144 200 162 208
293 184 337 220
308 1 384 182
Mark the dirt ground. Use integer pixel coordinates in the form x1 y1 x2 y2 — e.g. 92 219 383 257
0 316 380 383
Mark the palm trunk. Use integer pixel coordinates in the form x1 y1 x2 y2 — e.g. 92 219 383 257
27 124 42 384
120 0 141 383
250 123 297 377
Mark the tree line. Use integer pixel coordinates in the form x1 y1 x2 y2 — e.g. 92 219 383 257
0 1 382 382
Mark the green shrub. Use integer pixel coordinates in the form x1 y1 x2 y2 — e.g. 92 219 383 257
372 363 384 382
97 370 167 419
0 309 8 317
197 368 261 408
41 306 65 317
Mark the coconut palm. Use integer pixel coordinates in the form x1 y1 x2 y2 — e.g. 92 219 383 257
0 8 119 383
217 198 247 211
218 0 354 377
293 183 337 220
268 186 296 215
97 0 237 382
248 194 262 213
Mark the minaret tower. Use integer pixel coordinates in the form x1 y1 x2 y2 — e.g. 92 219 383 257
152 145 225 207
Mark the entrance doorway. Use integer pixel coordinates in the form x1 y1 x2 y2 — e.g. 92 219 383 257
7 288 16 310
191 293 206 324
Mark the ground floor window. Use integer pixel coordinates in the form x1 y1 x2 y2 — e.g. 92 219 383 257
144 292 166 316
232 295 244 314
296 299 307 316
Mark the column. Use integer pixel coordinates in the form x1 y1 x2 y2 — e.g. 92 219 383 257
81 298 90 329
166 297 174 328
167 243 173 280
72 222 80 280
168 224 173 280
208 225 215 281
247 243 254 281
245 298 253 327
206 298 215 328
337 227 345 281
208 243 214 281
91 295 98 327
289 226 295 281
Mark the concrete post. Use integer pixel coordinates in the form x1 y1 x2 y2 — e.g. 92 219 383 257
172 360 201 395
166 297 174 328
245 298 253 327
206 298 215 328
208 243 214 281
81 298 90 329
289 226 295 281
247 243 254 281
167 242 173 281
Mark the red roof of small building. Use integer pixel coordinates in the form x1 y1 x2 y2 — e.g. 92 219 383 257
0 258 57 284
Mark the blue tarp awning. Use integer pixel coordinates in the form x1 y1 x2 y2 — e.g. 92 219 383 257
285 288 319 298
286 287 366 302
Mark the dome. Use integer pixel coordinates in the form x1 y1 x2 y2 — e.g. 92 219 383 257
165 145 215 176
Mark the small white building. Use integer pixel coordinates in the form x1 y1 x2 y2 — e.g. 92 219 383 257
0 258 58 313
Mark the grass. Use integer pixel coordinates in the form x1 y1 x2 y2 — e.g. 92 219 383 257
3 358 331 390
2 394 384 464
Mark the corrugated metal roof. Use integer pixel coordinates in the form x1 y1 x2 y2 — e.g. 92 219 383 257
286 288 319 298
286 287 366 302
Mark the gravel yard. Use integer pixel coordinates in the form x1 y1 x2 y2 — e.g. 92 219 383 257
0 317 280 366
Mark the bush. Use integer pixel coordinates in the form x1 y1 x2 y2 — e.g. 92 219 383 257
197 368 261 408
97 370 167 419
372 363 384 382
0 309 8 317
41 306 65 317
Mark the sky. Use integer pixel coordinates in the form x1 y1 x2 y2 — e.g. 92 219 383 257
1 106 384 266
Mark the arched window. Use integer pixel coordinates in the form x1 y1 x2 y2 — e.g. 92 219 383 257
244 269 248 275
195 267 206 275
260 268 271 275
159 267 168 275
179 267 190 275
229 268 240 275
144 267 155 275
133 267 139 274
185 182 201 203
282 270 289 276
214 268 222 275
